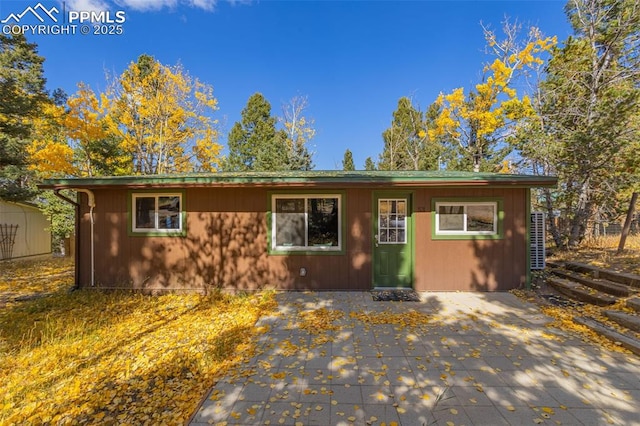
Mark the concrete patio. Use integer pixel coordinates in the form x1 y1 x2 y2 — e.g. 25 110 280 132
190 292 640 425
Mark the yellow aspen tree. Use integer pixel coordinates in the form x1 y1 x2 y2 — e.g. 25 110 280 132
63 83 127 176
106 55 221 175
431 22 556 172
27 83 128 178
27 102 77 177
280 95 315 170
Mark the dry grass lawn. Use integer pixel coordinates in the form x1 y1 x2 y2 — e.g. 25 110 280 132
0 257 276 425
550 234 640 275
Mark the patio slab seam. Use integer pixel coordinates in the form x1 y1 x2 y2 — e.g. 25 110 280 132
190 292 640 426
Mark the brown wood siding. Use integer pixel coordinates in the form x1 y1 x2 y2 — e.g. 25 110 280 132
77 186 528 292
346 189 372 290
79 188 375 292
413 188 527 291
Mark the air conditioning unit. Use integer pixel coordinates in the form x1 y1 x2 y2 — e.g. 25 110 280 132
530 212 546 270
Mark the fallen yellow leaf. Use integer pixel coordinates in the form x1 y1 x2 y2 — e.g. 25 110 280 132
271 372 286 380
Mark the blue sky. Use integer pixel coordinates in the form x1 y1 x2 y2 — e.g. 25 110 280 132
1 0 573 170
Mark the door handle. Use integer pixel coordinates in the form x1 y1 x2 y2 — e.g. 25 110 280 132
374 234 379 248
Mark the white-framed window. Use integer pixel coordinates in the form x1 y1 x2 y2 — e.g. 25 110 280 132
271 194 341 251
132 193 182 233
435 201 498 235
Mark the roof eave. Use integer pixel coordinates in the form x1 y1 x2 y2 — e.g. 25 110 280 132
39 177 558 190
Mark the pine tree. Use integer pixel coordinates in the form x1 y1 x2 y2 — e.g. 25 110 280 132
342 149 355 171
364 157 376 171
225 93 288 171
378 97 443 171
379 97 418 171
0 33 48 200
521 0 640 246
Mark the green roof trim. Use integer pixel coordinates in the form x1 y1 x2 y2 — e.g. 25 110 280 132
39 170 557 189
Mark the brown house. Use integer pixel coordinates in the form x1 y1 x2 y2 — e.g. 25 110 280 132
40 171 556 293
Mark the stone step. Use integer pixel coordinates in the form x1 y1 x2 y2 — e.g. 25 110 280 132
628 297 640 313
550 269 635 297
604 310 640 333
547 277 617 306
564 261 640 289
574 316 640 356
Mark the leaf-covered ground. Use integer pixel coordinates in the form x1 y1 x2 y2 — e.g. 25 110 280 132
0 257 74 305
550 235 640 275
2 235 637 424
194 292 639 425
512 234 640 355
0 257 276 425
513 286 640 355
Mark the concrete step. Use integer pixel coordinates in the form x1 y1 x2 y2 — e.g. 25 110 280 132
550 269 635 297
603 310 640 333
547 277 617 306
628 297 640 313
574 316 640 356
564 261 640 289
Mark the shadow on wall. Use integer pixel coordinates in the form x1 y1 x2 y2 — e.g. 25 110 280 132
470 223 526 292
133 212 291 293
119 187 376 292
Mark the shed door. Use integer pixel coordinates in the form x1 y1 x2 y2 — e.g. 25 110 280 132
373 194 412 288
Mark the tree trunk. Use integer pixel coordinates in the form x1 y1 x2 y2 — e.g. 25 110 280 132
568 179 592 247
543 188 564 248
617 192 638 254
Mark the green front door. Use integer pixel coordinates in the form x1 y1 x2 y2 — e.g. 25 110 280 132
373 193 413 288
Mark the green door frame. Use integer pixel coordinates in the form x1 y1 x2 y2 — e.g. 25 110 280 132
372 191 414 289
